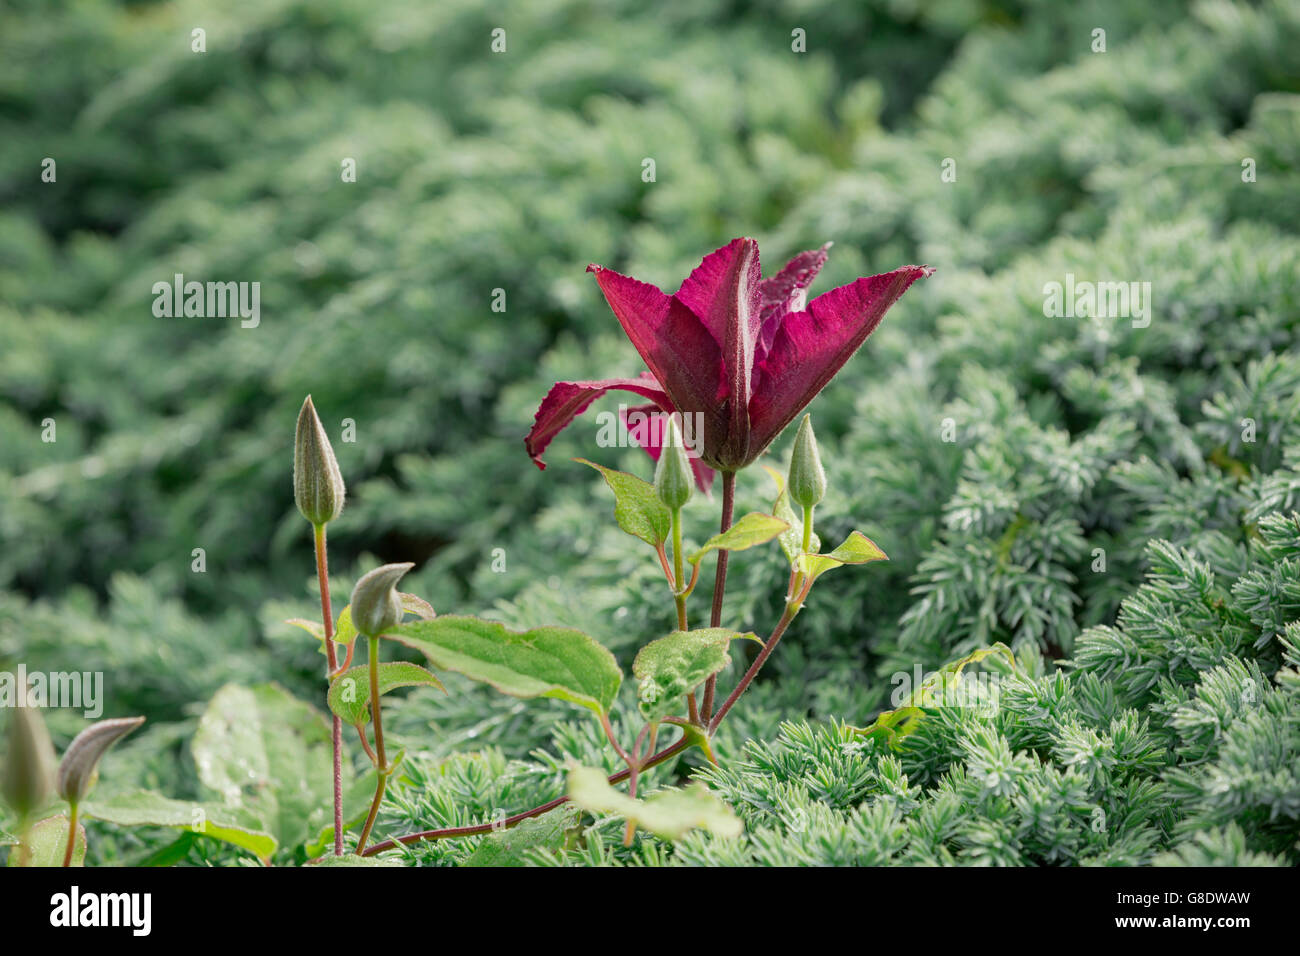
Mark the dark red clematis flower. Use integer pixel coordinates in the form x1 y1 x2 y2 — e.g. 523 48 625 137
526 238 933 491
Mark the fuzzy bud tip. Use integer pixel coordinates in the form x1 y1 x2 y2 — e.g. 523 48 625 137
294 395 346 527
788 414 827 510
3 693 57 820
653 416 694 510
350 562 415 636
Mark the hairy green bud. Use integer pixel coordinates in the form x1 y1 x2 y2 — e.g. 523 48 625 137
57 716 145 805
294 395 346 526
654 416 694 510
787 414 826 509
3 695 57 820
350 563 414 636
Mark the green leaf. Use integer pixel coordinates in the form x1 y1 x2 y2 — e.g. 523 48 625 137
578 458 671 547
83 790 276 861
192 682 349 855
668 720 718 765
850 705 926 750
850 643 1015 751
287 604 357 660
687 512 788 565
8 815 84 867
567 766 742 841
0 826 17 847
387 616 622 716
828 531 889 564
794 531 889 583
327 662 446 726
285 617 325 641
333 605 358 658
398 592 436 620
632 629 756 720
763 465 819 564
131 832 199 867
464 805 579 867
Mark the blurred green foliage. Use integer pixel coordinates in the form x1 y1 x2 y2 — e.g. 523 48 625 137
1 0 1298 865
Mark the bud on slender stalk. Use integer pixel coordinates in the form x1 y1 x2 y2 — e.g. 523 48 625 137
654 416 694 510
350 563 414 636
57 716 145 805
787 414 827 510
3 692 57 820
294 395 346 527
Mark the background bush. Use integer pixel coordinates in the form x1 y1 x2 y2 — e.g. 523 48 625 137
1 0 1297 865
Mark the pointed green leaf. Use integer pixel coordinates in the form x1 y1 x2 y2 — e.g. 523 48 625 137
9 815 84 867
829 531 888 564
668 720 718 765
567 766 742 841
578 459 672 547
763 466 819 565
399 592 436 620
464 805 579 867
387 616 622 716
287 604 357 661
687 512 789 566
851 705 926 750
327 662 446 726
795 531 889 583
850 643 1015 750
334 605 357 647
83 790 276 861
633 629 756 720
285 617 325 641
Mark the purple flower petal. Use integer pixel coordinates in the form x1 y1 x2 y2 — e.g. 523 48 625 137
748 265 934 455
526 374 672 471
672 237 762 468
757 243 832 359
587 263 730 463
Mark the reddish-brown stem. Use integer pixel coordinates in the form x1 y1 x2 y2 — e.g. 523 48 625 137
357 471 812 858
359 736 692 856
355 723 376 764
701 470 736 720
600 712 633 767
654 542 675 588
355 634 388 853
337 640 355 674
355 773 387 855
62 804 78 867
687 692 699 724
314 523 345 856
709 606 797 733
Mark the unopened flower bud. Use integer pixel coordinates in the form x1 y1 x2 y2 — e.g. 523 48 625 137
350 563 414 636
3 693 57 820
294 395 346 526
57 716 145 805
788 414 826 509
654 416 694 510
